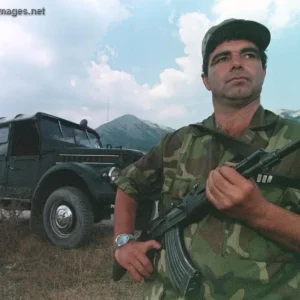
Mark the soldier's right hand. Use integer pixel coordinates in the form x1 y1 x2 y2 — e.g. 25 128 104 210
114 240 161 282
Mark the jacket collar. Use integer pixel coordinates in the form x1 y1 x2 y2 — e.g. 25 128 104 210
193 105 280 145
201 105 279 131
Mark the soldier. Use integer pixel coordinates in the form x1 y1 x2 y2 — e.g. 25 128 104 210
113 18 300 299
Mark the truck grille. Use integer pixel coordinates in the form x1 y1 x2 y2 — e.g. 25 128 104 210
56 152 142 168
57 154 119 166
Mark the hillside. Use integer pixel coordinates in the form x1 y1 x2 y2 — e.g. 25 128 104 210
95 114 174 152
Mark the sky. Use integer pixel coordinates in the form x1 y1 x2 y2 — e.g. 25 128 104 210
0 0 299 129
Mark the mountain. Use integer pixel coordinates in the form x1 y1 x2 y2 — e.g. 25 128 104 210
275 109 300 122
95 114 175 152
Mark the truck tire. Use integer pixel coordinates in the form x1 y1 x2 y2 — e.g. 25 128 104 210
43 186 94 248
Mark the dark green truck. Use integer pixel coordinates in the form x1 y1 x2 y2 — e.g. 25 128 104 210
0 112 156 248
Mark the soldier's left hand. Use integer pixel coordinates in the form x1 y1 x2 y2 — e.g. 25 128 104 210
205 162 268 222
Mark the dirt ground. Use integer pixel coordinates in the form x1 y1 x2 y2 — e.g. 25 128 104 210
0 211 144 300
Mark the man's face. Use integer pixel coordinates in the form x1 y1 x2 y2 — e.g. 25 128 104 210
202 40 266 106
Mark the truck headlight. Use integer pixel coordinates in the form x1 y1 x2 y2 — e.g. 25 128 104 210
108 167 120 183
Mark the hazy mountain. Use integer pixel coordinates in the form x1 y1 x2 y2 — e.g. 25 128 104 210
95 114 175 152
275 109 300 122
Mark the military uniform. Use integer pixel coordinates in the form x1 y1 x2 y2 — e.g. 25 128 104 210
115 106 300 299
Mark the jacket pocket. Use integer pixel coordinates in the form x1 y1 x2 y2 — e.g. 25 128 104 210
160 175 196 213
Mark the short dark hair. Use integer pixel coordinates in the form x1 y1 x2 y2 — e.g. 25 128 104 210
202 39 268 76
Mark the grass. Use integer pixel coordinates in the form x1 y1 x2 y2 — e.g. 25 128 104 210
0 211 144 300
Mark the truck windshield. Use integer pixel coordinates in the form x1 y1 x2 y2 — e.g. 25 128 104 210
41 118 102 148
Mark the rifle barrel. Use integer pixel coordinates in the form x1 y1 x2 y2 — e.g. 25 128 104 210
276 139 300 158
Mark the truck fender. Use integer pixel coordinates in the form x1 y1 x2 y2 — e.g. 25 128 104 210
30 162 113 232
33 162 106 201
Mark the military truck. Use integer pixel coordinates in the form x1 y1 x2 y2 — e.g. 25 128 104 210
0 112 156 248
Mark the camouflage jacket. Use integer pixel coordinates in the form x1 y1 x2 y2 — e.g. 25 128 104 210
115 106 300 300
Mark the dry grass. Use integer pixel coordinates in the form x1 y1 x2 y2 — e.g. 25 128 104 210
0 211 144 300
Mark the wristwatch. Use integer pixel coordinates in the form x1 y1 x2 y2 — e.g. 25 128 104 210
114 233 135 251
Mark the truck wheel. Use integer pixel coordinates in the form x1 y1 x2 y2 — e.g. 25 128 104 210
135 200 156 230
43 186 94 248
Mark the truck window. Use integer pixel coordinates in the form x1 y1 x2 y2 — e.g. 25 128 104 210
42 118 63 140
61 123 75 143
41 117 101 148
0 126 9 155
10 121 40 156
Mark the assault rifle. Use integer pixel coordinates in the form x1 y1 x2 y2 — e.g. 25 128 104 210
112 136 300 298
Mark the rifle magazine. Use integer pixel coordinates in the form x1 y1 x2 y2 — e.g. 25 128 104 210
165 226 202 298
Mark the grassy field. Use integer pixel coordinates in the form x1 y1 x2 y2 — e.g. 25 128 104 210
0 211 143 300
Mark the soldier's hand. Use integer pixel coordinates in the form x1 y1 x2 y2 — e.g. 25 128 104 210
114 240 161 283
205 163 268 222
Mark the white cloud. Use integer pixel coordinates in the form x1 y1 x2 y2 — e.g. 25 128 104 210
212 0 300 30
158 105 188 119
64 0 132 24
39 0 300 128
0 0 133 124
82 0 300 128
55 107 94 125
1 0 300 130
212 0 274 24
268 0 300 29
82 0 132 24
0 0 130 68
0 21 54 67
168 9 176 24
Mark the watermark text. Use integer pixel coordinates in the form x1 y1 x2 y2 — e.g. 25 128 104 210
0 8 46 17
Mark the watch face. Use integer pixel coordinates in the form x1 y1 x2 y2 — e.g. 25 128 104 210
116 234 129 247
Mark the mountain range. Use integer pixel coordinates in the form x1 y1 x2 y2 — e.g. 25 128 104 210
95 109 300 152
95 114 174 152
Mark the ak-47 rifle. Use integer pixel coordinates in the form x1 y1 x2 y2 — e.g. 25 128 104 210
112 136 300 298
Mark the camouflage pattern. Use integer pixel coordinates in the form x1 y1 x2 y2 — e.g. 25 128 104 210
115 105 300 299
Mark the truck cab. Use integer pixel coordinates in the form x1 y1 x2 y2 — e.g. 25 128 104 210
0 113 156 248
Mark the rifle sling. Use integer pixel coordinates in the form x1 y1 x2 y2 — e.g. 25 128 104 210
189 123 263 157
189 123 300 190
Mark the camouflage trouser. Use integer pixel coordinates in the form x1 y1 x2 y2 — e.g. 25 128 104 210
143 277 183 300
141 249 300 300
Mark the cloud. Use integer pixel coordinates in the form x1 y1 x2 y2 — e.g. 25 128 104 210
168 9 176 24
0 0 132 123
0 21 54 67
79 0 131 22
268 0 300 29
158 105 188 119
212 0 300 30
77 0 300 128
1 0 300 130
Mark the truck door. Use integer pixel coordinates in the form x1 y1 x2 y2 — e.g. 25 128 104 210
7 120 40 199
0 125 9 196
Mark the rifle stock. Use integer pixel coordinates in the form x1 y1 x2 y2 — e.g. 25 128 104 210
112 259 127 281
112 139 300 295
